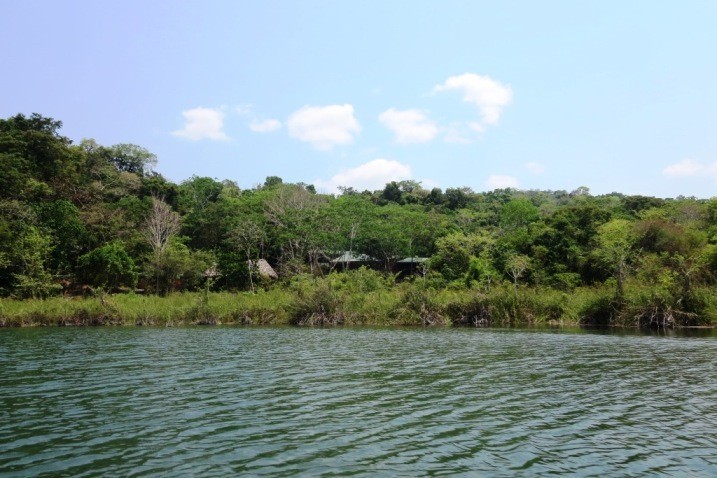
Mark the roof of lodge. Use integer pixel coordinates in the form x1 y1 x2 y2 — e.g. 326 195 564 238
396 257 429 263
330 251 379 263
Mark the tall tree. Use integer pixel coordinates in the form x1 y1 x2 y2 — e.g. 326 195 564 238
506 254 531 299
595 219 637 300
12 226 60 298
106 144 157 176
143 197 181 293
227 220 265 292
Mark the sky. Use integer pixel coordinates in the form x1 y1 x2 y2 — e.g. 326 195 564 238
2 1 717 198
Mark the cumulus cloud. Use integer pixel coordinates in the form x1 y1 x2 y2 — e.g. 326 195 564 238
172 107 229 141
249 119 282 133
525 162 545 174
287 104 361 150
434 73 512 126
486 174 519 190
379 108 439 144
662 158 710 177
314 159 412 193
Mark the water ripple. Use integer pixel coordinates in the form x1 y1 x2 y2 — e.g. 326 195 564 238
1 327 716 476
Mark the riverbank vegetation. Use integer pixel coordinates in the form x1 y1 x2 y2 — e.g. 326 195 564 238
2 113 717 328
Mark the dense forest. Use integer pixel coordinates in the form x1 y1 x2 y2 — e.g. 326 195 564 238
2 113 717 327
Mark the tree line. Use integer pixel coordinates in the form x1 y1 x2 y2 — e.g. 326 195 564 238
3 113 717 325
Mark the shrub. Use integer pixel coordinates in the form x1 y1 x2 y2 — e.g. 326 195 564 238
550 272 582 291
391 285 445 326
579 294 618 326
327 267 391 293
78 242 137 290
289 279 345 325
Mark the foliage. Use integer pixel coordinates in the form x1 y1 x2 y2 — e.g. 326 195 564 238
143 239 213 294
505 253 531 296
2 112 717 328
391 284 445 326
78 242 137 290
430 232 474 281
9 226 60 299
289 277 345 326
465 256 499 290
500 198 539 230
594 218 637 299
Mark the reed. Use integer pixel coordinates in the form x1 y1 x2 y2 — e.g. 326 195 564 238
1 277 715 328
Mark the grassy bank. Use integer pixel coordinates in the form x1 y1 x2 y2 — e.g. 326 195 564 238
2 272 716 328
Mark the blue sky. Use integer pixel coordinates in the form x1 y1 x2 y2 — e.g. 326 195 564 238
2 1 716 197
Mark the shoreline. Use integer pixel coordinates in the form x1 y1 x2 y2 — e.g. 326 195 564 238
2 284 715 329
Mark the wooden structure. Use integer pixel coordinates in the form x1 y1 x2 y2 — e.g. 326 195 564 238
329 251 381 271
394 257 429 278
248 259 278 279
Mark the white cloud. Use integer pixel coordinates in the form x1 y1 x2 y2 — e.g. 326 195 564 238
663 158 707 177
235 104 254 116
525 162 545 175
250 118 282 133
379 108 439 144
287 104 361 150
315 159 412 193
172 107 229 141
434 73 512 126
486 174 519 190
443 129 472 144
468 121 485 133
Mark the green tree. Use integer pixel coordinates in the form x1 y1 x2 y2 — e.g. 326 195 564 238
12 226 60 298
263 176 283 188
106 143 157 176
425 187 445 206
381 181 403 204
444 187 469 210
500 198 539 230
178 176 225 249
227 220 266 292
0 113 75 201
144 239 212 293
465 256 498 290
431 232 474 281
264 184 330 273
595 219 637 299
533 203 611 283
78 242 137 290
506 253 531 298
36 200 87 273
358 204 421 270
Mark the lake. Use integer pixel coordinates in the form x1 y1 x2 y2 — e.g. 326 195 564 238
1 327 716 477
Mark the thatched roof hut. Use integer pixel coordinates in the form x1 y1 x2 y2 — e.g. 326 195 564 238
248 259 278 279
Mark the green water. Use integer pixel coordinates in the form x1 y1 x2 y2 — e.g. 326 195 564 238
1 327 716 477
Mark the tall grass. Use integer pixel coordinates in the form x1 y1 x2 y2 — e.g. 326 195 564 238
1 274 715 328
0 290 294 327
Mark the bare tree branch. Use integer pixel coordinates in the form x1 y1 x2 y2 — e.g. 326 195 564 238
143 196 181 257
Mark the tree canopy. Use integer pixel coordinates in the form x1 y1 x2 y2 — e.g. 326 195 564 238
2 112 717 321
